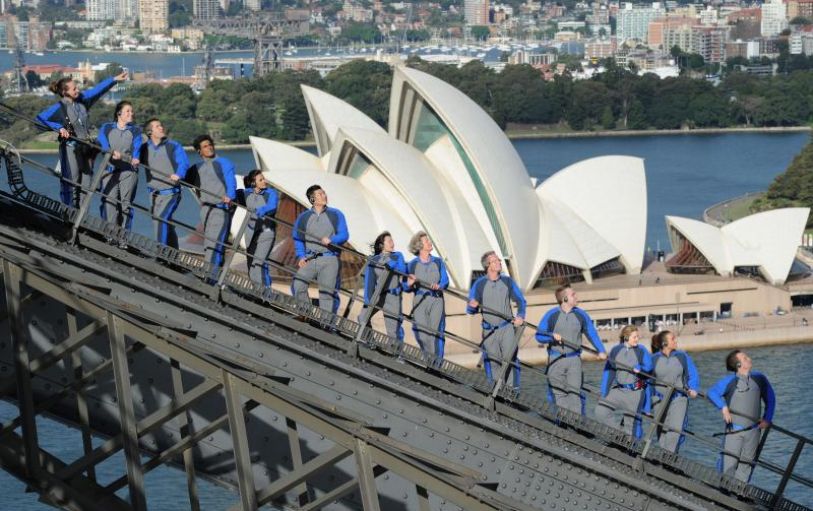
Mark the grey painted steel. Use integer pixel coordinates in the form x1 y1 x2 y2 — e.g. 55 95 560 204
108 311 148 511
223 370 259 511
171 358 201 511
70 152 111 244
0 149 811 511
354 438 382 511
2 260 40 480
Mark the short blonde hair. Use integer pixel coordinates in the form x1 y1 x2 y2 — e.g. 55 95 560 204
408 231 428 255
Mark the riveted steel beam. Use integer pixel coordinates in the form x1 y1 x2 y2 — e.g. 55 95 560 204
170 358 201 511
107 311 147 511
224 370 258 511
2 259 40 479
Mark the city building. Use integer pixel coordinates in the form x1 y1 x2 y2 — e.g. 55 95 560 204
692 26 728 63
649 16 694 50
617 2 665 43
139 0 168 33
0 15 51 50
464 0 489 26
250 66 648 292
726 39 761 59
665 209 810 285
761 0 787 37
86 0 118 21
245 0 260 10
585 38 616 60
194 0 220 20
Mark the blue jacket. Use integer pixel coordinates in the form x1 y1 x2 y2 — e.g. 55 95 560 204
36 77 117 133
600 343 653 397
252 188 278 217
363 252 407 304
97 122 142 172
651 350 700 399
140 138 190 190
535 306 606 354
292 207 349 259
404 256 449 293
466 274 527 321
707 371 775 423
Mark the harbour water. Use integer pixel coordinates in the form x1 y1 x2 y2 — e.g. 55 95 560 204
1 133 812 507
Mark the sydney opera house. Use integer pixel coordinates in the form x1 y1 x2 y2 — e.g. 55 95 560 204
249 66 648 293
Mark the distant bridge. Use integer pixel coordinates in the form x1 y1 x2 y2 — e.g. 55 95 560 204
0 134 811 510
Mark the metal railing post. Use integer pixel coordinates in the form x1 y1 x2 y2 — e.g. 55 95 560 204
637 387 674 466
351 264 390 356
485 323 525 410
216 207 249 289
769 438 805 508
70 152 111 244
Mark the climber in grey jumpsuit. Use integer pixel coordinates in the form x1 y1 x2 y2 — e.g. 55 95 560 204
291 185 349 313
139 118 190 250
708 350 775 482
189 134 237 283
650 330 700 453
404 231 449 360
596 325 653 439
97 101 142 235
243 169 278 288
467 251 526 389
536 285 607 414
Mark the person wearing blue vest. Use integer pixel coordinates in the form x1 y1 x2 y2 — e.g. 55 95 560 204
467 251 526 389
650 330 700 453
37 71 128 208
243 170 278 288
708 350 775 483
97 101 142 239
140 118 190 250
404 231 449 362
361 231 407 341
189 134 237 283
595 325 653 439
292 184 349 313
536 285 607 414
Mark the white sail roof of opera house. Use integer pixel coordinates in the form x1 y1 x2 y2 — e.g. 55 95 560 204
665 208 810 285
248 65 649 292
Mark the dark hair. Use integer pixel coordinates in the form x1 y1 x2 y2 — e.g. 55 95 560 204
305 184 322 205
725 349 742 372
193 134 214 151
371 231 391 255
651 330 672 353
244 169 264 189
114 100 132 121
48 77 73 97
554 285 571 304
142 117 160 136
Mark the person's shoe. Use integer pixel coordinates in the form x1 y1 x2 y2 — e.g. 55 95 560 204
118 240 129 250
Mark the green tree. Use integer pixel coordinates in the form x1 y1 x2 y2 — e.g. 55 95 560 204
600 105 615 129
94 62 124 83
470 25 490 40
752 134 813 226
325 60 392 127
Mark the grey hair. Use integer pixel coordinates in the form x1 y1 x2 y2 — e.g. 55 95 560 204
481 250 497 270
408 231 428 255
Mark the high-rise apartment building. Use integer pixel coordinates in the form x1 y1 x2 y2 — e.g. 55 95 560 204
464 0 488 26
140 0 168 33
761 0 787 37
194 0 219 19
617 2 665 43
244 0 260 11
86 0 118 20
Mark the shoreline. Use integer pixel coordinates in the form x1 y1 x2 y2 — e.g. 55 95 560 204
15 126 811 154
